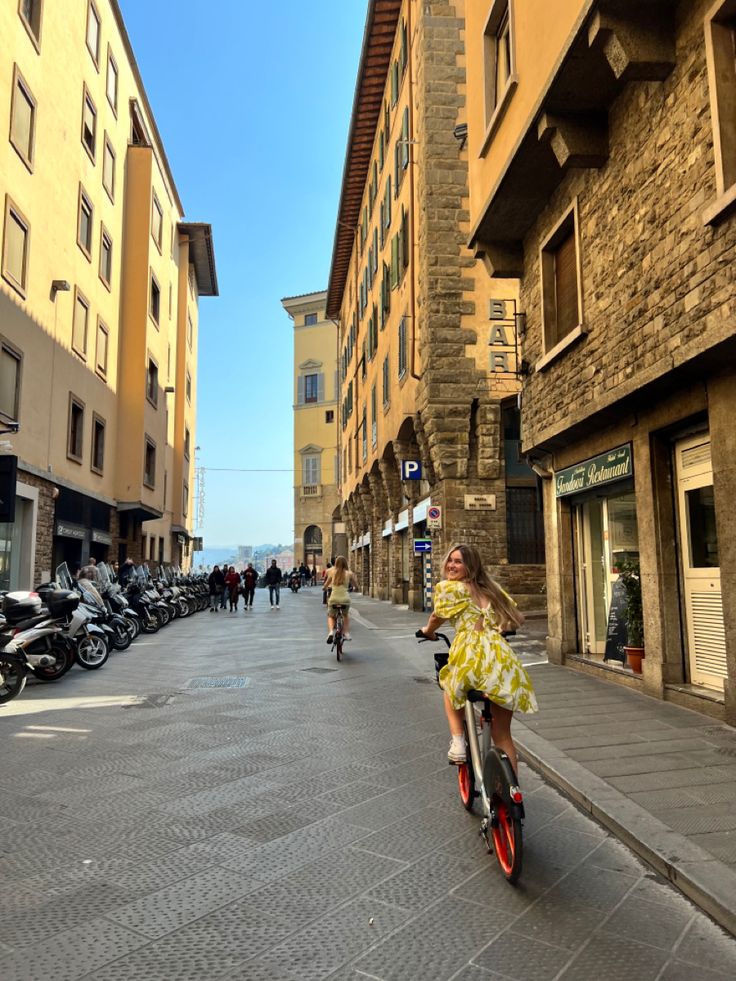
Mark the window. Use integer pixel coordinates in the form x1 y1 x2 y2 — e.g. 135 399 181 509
68 396 84 462
541 204 581 353
361 405 367 462
371 384 377 448
19 0 42 47
81 87 97 160
398 316 407 378
382 355 390 408
304 312 317 325
77 185 93 259
704 4 736 217
185 370 192 403
106 49 118 113
400 107 409 170
102 137 115 200
143 437 156 488
390 60 399 106
2 196 30 296
303 454 320 487
304 373 319 403
390 232 400 288
86 1 101 66
150 272 161 325
158 536 164 563
146 356 158 407
91 414 105 474
0 342 22 423
482 1 517 142
95 319 108 376
325 409 334 424
151 193 163 250
72 288 89 358
182 481 188 517
187 312 193 348
184 426 190 459
10 67 36 170
99 226 112 288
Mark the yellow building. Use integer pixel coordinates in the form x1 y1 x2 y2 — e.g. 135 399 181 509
281 291 342 574
327 0 545 609
0 0 217 586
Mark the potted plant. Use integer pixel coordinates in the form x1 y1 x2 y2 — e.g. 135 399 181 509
617 557 644 673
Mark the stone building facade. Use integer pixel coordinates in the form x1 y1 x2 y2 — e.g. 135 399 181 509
327 0 546 611
466 0 736 723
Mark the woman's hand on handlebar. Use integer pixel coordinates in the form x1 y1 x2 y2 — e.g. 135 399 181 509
416 627 437 641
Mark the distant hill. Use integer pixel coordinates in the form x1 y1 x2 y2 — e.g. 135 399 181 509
195 545 289 570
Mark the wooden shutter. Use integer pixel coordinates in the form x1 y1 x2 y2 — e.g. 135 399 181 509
554 230 578 344
317 373 325 402
297 375 305 405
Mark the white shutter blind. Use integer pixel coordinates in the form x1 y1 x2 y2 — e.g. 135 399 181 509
297 375 305 404
317 373 325 402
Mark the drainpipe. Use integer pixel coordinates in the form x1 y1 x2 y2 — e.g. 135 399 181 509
407 0 420 382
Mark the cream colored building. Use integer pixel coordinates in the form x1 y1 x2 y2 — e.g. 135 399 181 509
281 291 341 574
0 0 217 587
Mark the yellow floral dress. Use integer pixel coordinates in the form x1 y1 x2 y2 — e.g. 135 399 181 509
434 579 538 714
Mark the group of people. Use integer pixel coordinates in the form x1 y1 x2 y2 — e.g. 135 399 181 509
205 542 538 780
207 562 260 612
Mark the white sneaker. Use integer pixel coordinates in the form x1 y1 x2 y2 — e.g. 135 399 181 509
276 605 280 610
447 735 467 763
343 633 352 641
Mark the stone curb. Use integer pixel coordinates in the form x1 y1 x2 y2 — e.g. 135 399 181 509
514 723 736 938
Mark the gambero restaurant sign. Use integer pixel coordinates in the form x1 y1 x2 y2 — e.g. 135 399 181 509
555 444 633 498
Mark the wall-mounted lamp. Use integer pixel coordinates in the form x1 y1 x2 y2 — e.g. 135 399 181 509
526 454 553 479
51 279 71 296
164 386 176 394
453 123 468 150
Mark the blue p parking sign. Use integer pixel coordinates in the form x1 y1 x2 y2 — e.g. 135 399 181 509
401 460 422 480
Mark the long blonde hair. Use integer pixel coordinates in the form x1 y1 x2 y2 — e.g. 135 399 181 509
331 555 350 587
441 542 523 630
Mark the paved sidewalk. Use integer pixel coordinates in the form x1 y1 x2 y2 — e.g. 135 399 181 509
391 599 736 936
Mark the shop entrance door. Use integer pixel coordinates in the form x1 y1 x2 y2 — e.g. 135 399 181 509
575 492 639 655
675 434 726 689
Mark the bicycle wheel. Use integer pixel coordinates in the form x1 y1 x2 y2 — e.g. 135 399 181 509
457 723 475 811
491 797 523 884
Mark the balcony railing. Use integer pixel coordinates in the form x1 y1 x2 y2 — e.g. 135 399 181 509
302 485 321 497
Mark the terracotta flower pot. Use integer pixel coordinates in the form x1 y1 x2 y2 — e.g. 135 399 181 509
624 646 645 674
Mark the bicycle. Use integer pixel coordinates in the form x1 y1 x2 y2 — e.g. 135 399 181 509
330 605 346 662
417 630 525 884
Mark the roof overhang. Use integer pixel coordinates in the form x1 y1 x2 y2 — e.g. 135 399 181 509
326 0 402 320
179 223 219 297
118 501 164 522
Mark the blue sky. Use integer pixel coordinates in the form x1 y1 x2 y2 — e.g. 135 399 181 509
118 1 365 548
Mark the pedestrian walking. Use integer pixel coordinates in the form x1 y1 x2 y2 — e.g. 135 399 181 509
225 566 241 612
241 562 258 611
265 559 282 610
208 565 225 612
418 543 538 776
79 557 99 581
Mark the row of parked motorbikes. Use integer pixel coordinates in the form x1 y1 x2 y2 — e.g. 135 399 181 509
0 562 211 705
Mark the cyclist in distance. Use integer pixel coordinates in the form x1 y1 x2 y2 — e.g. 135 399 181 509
324 555 358 643
418 543 538 775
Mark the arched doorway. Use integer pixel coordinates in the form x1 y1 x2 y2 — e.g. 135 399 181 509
304 524 323 574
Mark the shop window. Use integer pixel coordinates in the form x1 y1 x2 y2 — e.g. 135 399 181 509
19 0 43 48
91 414 105 474
99 227 112 288
86 1 101 67
2 196 30 297
68 396 84 462
102 137 115 200
81 86 97 161
0 342 22 423
95 319 108 377
106 48 118 113
540 203 582 358
72 288 89 358
146 356 158 407
143 436 156 488
10 66 36 171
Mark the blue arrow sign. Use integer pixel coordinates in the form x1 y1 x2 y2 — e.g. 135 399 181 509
414 539 432 553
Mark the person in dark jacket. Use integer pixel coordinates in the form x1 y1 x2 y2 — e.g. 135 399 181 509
242 562 258 611
265 559 282 610
224 566 241 612
208 565 225 612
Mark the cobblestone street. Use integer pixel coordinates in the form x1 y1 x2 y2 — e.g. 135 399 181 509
1 589 735 981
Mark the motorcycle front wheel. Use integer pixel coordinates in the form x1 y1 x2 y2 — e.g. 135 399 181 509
0 654 27 703
75 635 109 670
